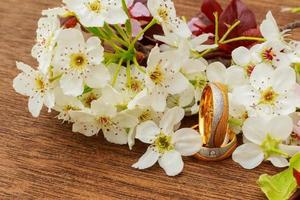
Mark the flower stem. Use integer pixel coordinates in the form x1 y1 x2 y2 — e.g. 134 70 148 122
112 58 124 86
220 36 266 44
114 24 130 43
213 12 219 43
133 56 145 73
129 18 157 50
219 20 241 43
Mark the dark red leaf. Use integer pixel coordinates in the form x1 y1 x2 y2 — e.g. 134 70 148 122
201 0 223 23
218 0 257 39
293 169 300 187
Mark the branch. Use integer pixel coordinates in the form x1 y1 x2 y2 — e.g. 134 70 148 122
281 21 300 31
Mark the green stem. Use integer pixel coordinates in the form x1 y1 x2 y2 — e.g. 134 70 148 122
114 24 130 43
103 23 128 46
220 36 266 44
129 18 157 50
133 56 145 73
112 58 124 86
219 20 241 43
49 73 62 82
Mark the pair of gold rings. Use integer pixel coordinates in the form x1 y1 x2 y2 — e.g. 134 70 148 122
193 83 237 161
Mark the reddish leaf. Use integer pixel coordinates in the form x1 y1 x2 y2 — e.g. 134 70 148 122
218 0 257 39
293 169 300 187
201 0 223 23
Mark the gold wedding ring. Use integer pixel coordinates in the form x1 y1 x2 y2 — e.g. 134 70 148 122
194 82 237 161
193 124 237 161
199 83 229 147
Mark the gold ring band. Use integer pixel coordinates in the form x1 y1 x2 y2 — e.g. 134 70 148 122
192 124 237 161
199 82 229 147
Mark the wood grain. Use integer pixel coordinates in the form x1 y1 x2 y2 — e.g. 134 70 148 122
0 0 299 199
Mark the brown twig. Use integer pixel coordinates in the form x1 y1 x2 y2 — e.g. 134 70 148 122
281 21 300 31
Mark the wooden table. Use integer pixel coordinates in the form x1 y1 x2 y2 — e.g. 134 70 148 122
0 0 299 199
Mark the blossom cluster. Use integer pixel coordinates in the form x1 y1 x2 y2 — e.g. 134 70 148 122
13 0 300 176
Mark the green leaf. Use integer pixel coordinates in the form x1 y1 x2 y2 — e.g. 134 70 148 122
258 169 297 200
258 153 300 200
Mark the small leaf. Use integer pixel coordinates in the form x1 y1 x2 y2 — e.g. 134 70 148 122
201 0 223 22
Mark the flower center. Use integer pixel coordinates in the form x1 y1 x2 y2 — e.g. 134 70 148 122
259 87 279 105
70 53 88 71
157 7 169 22
260 134 288 158
138 110 152 122
149 66 164 85
261 47 276 63
155 133 174 153
88 0 102 13
129 79 143 93
35 76 46 92
82 92 98 107
246 64 255 77
98 116 112 126
63 105 81 111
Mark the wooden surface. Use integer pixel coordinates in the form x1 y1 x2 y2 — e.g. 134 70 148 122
0 0 299 199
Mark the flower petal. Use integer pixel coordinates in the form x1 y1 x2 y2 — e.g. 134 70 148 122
85 65 110 88
279 144 300 157
232 143 264 169
242 117 268 144
206 62 226 84
136 121 160 144
86 37 104 64
271 67 296 93
232 46 251 66
172 128 202 156
103 125 128 145
158 150 184 176
132 146 159 169
60 73 84 96
159 107 184 133
250 63 273 91
166 72 189 95
269 116 293 141
267 156 289 168
72 121 99 137
91 99 117 117
28 93 43 117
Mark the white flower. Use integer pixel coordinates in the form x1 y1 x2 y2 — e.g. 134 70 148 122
53 88 85 122
63 0 127 27
127 106 163 149
147 0 191 38
206 62 247 91
129 46 189 112
13 62 55 117
53 28 110 96
108 63 145 103
232 116 300 169
70 99 138 144
260 11 289 46
132 107 202 176
32 16 61 74
251 42 291 68
228 94 248 134
233 64 299 117
232 46 260 77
